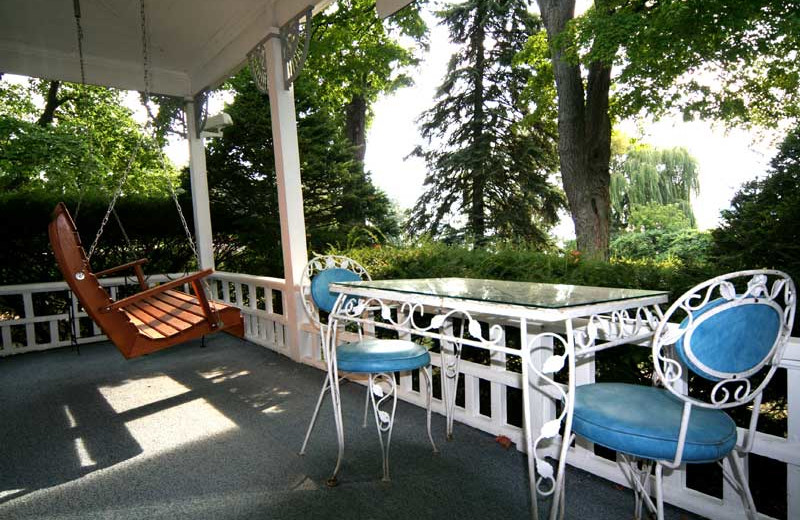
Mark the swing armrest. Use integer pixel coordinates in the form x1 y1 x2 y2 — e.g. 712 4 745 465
95 258 149 289
100 269 214 313
95 258 148 277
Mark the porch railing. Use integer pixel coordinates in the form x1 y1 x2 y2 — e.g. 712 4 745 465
1 272 797 520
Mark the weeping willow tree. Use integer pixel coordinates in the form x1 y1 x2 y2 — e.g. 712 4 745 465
610 139 700 230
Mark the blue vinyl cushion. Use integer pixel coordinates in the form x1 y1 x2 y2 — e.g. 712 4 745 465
310 268 362 313
336 339 431 373
676 298 782 380
573 383 737 463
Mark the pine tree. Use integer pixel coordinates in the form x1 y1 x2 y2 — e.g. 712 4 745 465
408 0 563 246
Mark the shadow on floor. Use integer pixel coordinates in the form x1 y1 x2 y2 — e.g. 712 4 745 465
0 335 700 519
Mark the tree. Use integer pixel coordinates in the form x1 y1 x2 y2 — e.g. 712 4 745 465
303 0 427 164
533 0 800 259
610 140 699 229
409 0 564 246
713 126 800 277
204 70 401 275
0 78 178 197
627 203 690 232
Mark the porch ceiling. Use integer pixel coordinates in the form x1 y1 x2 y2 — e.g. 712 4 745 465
0 0 333 98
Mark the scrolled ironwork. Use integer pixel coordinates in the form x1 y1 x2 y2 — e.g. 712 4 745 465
524 331 571 496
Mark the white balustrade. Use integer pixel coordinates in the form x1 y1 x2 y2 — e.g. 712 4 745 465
2 274 797 519
206 271 288 354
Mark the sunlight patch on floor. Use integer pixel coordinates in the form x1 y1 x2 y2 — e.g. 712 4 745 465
74 437 96 468
124 398 237 453
0 488 25 500
63 405 77 428
98 375 190 414
97 374 238 454
197 368 251 383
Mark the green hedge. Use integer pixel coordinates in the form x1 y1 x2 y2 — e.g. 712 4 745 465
337 241 717 305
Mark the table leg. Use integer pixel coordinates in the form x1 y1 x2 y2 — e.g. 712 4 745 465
441 319 463 440
549 318 576 520
521 317 541 520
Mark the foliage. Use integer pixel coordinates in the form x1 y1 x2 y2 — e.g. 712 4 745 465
0 78 179 197
304 0 427 121
204 70 401 276
339 240 713 296
610 141 699 229
611 228 713 264
409 0 564 245
628 202 691 232
0 191 198 285
577 0 800 126
713 126 800 286
530 0 800 259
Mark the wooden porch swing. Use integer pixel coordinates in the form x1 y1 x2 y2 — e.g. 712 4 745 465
50 203 244 359
48 0 242 359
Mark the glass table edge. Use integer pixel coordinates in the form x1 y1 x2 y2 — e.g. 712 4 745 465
330 279 670 310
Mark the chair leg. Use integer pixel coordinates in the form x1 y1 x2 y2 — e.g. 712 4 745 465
727 451 758 519
422 366 438 453
369 372 398 482
633 460 653 520
618 455 656 520
654 463 665 520
327 366 346 487
299 375 331 456
363 383 370 428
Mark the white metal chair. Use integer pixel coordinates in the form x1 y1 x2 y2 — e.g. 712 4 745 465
298 255 437 484
569 270 795 519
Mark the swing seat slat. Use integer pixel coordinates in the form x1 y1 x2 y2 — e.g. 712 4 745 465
49 202 244 359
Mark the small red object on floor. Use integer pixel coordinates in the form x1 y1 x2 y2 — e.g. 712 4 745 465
495 435 513 449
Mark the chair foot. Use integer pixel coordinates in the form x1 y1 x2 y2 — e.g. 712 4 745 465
326 476 339 487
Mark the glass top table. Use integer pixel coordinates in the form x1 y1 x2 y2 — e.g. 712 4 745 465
332 277 668 317
325 276 669 520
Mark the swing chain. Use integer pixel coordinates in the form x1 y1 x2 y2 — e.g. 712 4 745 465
72 0 88 221
137 0 199 266
87 0 217 327
73 0 87 85
85 137 141 261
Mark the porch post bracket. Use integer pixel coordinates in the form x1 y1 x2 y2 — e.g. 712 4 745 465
247 5 313 93
193 88 209 139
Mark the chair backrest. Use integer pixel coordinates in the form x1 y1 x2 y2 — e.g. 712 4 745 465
653 270 796 408
49 203 137 341
301 255 370 327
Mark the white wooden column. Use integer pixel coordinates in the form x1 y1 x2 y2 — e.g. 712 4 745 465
265 32 309 361
184 100 215 270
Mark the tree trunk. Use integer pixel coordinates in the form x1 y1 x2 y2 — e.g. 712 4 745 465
345 94 367 164
37 80 63 127
536 0 613 260
469 0 488 244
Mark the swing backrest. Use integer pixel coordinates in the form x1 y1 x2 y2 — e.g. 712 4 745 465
49 203 138 342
